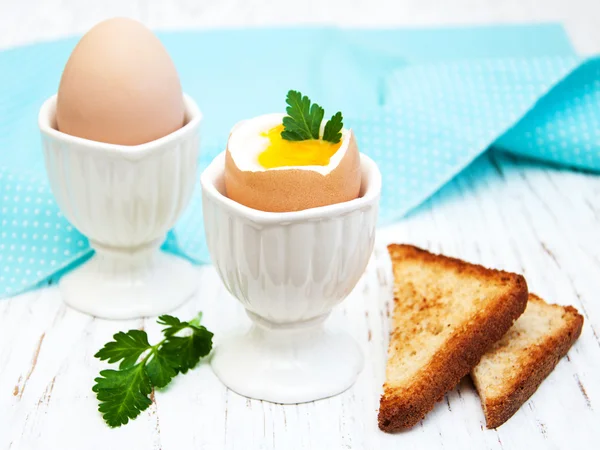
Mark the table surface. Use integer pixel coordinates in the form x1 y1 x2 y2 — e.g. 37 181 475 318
1 1 599 450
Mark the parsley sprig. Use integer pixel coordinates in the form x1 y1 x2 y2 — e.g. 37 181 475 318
93 313 213 428
281 90 343 144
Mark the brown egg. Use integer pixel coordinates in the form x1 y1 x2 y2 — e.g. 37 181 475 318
225 114 361 212
56 18 184 145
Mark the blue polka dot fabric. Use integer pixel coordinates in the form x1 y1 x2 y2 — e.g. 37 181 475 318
0 28 598 297
496 58 600 170
371 56 586 222
0 167 88 294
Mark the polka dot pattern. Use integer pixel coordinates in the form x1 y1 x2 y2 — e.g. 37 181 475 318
1 55 599 297
368 56 587 224
496 59 600 170
0 167 90 296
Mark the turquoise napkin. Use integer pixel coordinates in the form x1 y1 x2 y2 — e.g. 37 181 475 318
0 25 598 297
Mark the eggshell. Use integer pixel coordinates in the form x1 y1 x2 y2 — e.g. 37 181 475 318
56 18 184 145
225 129 361 213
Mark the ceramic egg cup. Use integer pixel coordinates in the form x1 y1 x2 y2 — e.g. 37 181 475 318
38 94 202 320
201 152 381 404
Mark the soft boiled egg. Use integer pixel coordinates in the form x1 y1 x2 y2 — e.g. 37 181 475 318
225 113 361 212
56 18 184 145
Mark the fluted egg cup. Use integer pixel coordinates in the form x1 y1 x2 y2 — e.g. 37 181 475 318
201 152 381 403
38 94 202 319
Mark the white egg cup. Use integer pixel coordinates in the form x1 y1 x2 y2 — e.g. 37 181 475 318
38 94 202 319
201 152 381 403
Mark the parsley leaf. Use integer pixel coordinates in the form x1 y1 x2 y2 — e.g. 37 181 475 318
93 313 213 428
94 330 151 369
161 326 214 374
146 349 177 388
281 90 343 144
322 111 343 144
157 314 189 337
92 364 152 427
281 90 323 141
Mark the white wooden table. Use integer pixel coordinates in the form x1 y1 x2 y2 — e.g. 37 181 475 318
1 2 600 449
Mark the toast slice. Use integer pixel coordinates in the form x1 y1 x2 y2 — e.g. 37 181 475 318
379 244 528 432
471 293 583 428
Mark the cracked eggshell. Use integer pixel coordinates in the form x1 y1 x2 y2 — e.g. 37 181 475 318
224 114 361 213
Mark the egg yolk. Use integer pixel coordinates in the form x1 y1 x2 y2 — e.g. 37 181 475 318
258 124 342 169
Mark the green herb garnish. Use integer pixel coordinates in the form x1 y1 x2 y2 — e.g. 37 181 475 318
93 313 213 428
281 90 343 144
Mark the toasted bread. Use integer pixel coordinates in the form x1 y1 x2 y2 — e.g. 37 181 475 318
379 244 528 432
471 294 583 428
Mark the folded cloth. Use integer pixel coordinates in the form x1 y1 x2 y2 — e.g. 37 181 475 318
0 25 598 297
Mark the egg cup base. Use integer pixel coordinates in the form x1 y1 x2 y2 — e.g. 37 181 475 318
59 249 197 319
211 316 364 404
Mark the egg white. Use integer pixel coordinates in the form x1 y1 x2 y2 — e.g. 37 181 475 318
227 113 350 175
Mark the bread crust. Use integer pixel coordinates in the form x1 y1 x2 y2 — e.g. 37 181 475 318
379 244 528 432
477 294 584 429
